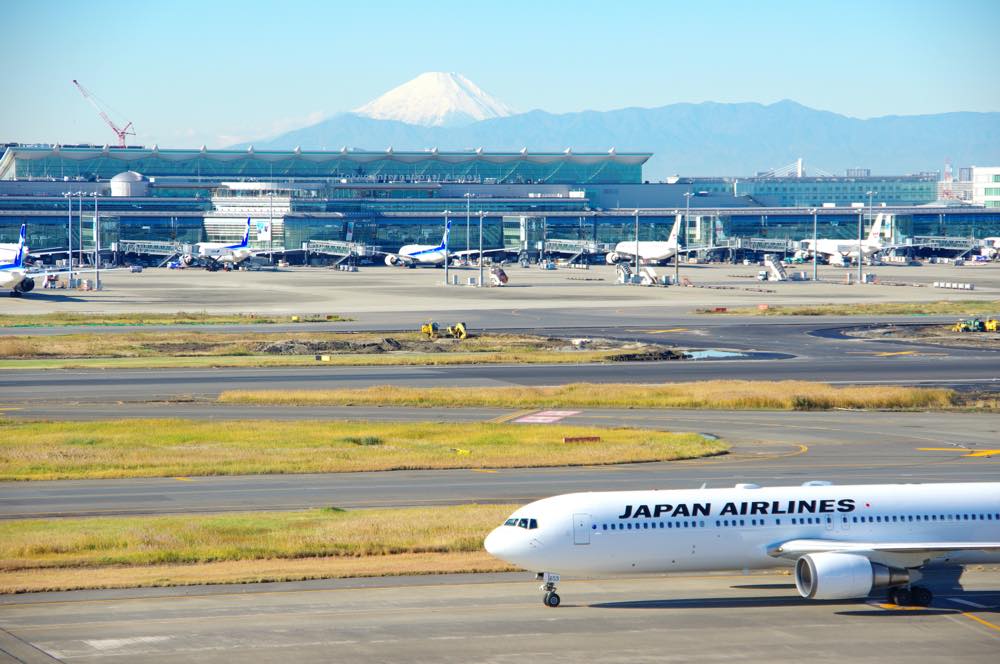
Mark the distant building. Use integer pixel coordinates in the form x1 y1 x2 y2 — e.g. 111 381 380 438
845 168 871 177
972 166 1000 208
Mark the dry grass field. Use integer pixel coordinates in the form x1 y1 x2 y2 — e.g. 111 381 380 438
0 504 519 593
704 300 1000 316
0 418 726 480
219 380 955 411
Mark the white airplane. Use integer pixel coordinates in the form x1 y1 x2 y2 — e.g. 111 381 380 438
384 218 504 267
0 224 34 296
798 213 892 264
183 218 255 270
605 214 685 265
485 481 1000 608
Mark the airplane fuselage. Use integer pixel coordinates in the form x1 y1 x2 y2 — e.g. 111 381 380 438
485 483 1000 577
607 241 678 264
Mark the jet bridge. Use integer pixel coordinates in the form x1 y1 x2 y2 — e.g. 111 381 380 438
543 239 613 264
304 240 380 266
112 240 188 266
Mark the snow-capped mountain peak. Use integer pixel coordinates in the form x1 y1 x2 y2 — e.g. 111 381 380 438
353 72 514 127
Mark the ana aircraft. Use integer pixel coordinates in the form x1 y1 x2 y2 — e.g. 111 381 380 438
0 224 34 296
183 218 255 270
484 481 1000 608
384 218 504 267
605 214 686 265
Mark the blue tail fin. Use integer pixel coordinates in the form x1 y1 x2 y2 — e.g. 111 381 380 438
437 217 453 250
240 218 251 248
3 224 26 269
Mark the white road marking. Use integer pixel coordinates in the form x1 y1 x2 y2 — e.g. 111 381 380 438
949 598 989 609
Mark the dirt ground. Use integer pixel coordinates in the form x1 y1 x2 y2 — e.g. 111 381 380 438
847 323 1000 349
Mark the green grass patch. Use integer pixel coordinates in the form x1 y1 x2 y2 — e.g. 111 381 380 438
0 419 726 480
219 380 955 412
699 300 1000 317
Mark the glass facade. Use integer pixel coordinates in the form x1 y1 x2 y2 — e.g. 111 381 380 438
733 177 938 207
1 147 649 185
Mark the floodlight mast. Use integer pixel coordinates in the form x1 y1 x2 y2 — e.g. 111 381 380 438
72 79 135 148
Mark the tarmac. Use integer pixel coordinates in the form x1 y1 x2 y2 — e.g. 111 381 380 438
1 570 998 663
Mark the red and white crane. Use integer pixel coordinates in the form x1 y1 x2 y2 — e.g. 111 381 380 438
72 79 135 148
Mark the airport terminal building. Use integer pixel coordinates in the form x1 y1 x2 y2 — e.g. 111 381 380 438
1 144 998 259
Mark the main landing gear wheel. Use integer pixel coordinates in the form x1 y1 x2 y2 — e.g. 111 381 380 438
910 586 933 607
543 592 561 608
890 587 912 606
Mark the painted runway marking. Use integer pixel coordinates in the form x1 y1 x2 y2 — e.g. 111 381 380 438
625 328 690 334
961 612 1000 633
514 410 582 424
950 598 989 609
918 447 999 458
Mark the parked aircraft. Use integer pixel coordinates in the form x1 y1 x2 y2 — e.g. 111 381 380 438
798 213 891 263
605 214 685 265
0 224 34 296
384 218 504 267
182 218 255 270
484 482 1000 608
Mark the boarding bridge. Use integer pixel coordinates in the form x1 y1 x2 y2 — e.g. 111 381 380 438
736 237 797 253
304 240 380 266
543 239 613 264
112 240 188 266
906 236 977 256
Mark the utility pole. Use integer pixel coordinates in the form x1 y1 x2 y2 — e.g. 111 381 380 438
478 210 485 288
443 210 450 286
810 207 818 282
679 192 693 286
465 192 471 254
633 209 640 278
862 190 877 284
93 193 101 290
64 193 73 280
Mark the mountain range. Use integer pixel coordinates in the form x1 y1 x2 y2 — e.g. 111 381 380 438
239 73 1000 179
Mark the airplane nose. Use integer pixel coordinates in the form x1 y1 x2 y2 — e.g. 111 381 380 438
484 527 505 557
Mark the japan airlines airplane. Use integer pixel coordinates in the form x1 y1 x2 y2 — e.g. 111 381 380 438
183 218 255 270
484 482 1000 608
798 213 891 263
0 224 34 296
605 214 685 265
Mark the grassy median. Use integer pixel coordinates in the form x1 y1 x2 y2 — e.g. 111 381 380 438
219 380 955 411
0 331 626 369
699 300 1000 317
0 419 726 481
0 312 347 327
0 504 518 593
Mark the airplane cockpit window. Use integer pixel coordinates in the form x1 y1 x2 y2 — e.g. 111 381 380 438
503 517 538 529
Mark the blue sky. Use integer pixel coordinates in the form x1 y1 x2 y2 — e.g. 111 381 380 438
2 0 998 148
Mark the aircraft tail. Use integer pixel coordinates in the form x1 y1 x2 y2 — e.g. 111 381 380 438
668 213 683 245
439 217 452 250
867 213 885 244
240 218 251 248
3 224 26 269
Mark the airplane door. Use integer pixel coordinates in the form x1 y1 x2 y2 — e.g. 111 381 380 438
573 513 592 545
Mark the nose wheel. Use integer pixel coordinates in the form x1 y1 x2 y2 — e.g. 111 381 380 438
538 572 561 608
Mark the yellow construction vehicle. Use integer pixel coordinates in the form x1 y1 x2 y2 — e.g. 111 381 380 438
446 322 468 340
986 317 999 332
420 321 439 339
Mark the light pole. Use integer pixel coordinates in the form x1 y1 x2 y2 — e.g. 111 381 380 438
862 190 877 284
92 193 101 291
478 210 485 288
464 192 471 254
810 207 818 282
443 210 450 286
679 192 693 285
63 193 73 279
633 208 640 277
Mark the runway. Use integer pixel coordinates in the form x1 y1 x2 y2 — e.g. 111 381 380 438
3 408 997 519
2 571 998 663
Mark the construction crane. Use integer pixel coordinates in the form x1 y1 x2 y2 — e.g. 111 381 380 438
72 79 135 147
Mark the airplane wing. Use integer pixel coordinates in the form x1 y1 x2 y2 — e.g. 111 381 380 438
451 248 507 259
769 538 1000 566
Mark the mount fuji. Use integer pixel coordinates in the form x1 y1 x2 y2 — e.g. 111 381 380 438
236 73 1000 178
353 72 514 127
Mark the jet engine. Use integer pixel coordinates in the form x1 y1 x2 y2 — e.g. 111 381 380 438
385 255 401 267
182 254 196 266
795 552 909 600
605 252 620 265
15 277 35 293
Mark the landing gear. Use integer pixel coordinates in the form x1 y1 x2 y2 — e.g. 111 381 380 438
890 586 932 607
538 572 561 608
